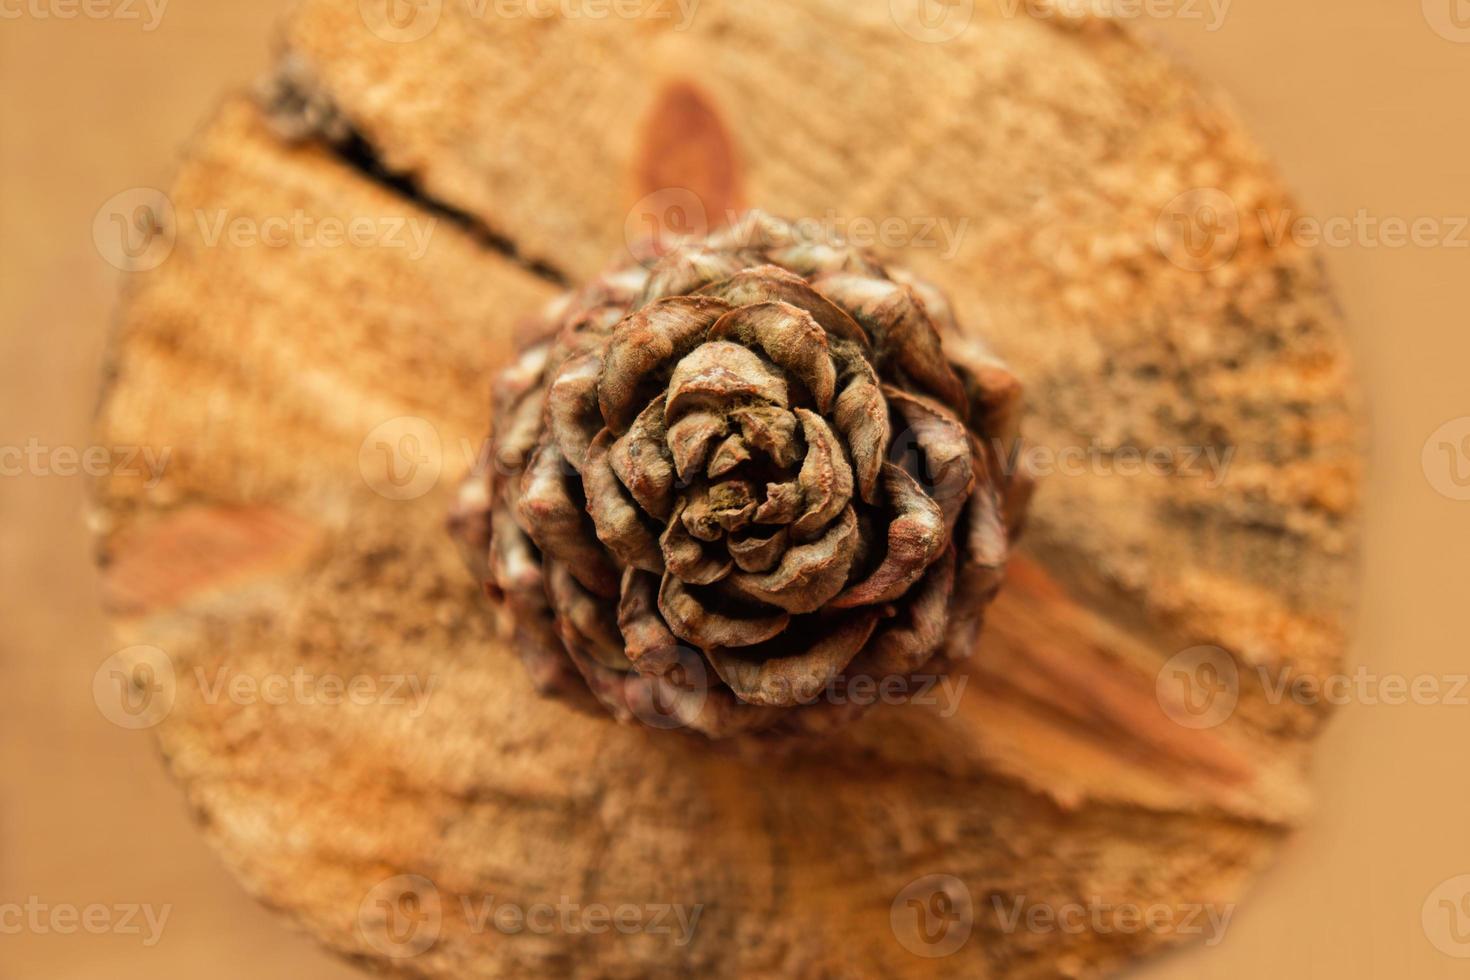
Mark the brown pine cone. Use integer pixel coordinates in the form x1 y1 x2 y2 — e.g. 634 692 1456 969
452 212 1033 739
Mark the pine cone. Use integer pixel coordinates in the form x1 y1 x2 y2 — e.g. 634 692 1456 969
453 212 1033 738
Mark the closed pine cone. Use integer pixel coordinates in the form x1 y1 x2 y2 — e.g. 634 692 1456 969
452 212 1033 739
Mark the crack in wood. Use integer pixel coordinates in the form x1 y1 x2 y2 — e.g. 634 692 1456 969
257 56 570 290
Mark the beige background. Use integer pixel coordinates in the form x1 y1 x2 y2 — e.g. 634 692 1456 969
2 1 1468 976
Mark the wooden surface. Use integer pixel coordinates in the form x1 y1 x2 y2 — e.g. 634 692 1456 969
80 2 1369 976
16 1 1470 978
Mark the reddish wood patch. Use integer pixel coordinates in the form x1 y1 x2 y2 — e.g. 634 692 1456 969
634 81 744 232
99 505 322 617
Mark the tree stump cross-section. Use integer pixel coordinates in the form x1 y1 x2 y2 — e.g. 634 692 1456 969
91 2 1360 976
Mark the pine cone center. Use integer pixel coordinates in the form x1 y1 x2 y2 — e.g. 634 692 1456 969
453 212 1033 739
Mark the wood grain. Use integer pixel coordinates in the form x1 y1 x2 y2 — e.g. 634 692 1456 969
91 2 1361 976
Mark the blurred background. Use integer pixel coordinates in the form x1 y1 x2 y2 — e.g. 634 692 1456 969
2 1 1469 977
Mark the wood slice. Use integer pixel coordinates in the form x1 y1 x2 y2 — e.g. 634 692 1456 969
92 2 1361 977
